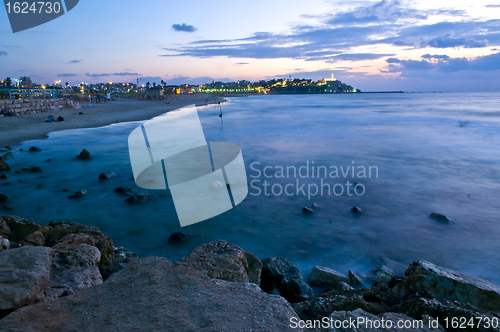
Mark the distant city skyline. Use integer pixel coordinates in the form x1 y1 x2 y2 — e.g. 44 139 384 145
1 0 500 92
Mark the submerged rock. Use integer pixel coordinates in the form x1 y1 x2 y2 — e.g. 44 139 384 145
76 149 91 160
167 231 195 245
125 193 151 204
395 260 500 313
302 207 314 214
98 171 116 180
429 213 452 224
176 240 262 285
68 189 87 199
351 206 362 214
0 246 52 312
0 174 9 179
0 194 9 202
28 146 41 152
114 186 135 196
261 256 314 303
28 166 42 173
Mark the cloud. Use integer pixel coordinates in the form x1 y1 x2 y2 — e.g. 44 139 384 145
1 45 20 49
0 51 7 56
172 24 197 32
385 52 500 75
85 72 139 77
421 54 450 59
57 73 77 77
162 1 500 62
325 53 395 62
486 4 500 8
69 59 83 63
423 35 488 48
235 62 249 65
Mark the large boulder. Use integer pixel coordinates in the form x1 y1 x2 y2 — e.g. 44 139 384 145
0 156 10 171
328 308 441 331
44 221 114 268
261 256 314 303
175 240 262 285
0 257 302 332
395 261 500 313
0 246 52 312
44 244 102 299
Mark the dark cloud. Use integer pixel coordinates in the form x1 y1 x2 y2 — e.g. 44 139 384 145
385 52 500 75
172 24 197 33
1 45 20 49
0 51 7 56
424 35 488 48
325 53 395 62
57 73 76 77
69 59 83 63
421 54 450 59
85 72 139 77
235 62 249 65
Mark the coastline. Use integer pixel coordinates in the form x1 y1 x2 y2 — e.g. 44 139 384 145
0 95 225 147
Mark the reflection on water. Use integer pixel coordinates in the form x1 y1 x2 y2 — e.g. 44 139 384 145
4 93 500 283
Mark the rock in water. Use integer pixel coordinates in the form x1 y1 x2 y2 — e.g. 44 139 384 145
98 172 116 180
68 189 87 199
351 206 362 214
176 240 262 285
0 258 302 332
348 270 364 288
76 149 91 160
395 260 500 313
0 194 9 202
28 166 42 173
0 174 9 179
114 187 135 196
429 212 452 224
261 256 314 303
308 265 351 289
125 193 151 204
168 231 195 245
0 246 52 311
0 156 10 171
28 146 41 152
302 207 314 214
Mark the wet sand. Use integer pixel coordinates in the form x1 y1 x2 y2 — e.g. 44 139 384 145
0 95 224 147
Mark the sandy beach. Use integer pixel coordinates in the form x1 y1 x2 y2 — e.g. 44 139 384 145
0 95 224 147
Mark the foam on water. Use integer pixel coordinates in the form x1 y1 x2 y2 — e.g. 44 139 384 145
3 92 500 283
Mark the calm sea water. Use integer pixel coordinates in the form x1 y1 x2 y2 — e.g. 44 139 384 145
3 93 500 284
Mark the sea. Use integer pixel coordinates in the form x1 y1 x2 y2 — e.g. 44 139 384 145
3 93 500 284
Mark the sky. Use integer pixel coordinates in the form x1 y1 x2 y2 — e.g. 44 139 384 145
1 0 500 91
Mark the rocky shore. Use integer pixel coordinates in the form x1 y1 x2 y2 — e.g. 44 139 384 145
0 215 499 331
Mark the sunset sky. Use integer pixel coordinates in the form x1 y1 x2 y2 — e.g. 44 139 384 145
1 0 500 91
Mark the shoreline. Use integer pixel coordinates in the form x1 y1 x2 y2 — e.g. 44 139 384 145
0 95 226 147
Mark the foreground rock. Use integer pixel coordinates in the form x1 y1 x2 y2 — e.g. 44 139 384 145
44 221 114 268
261 256 314 303
0 215 49 243
0 257 302 332
309 265 351 289
176 240 262 285
329 308 441 331
44 244 102 298
395 260 500 313
0 246 52 312
0 156 10 171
